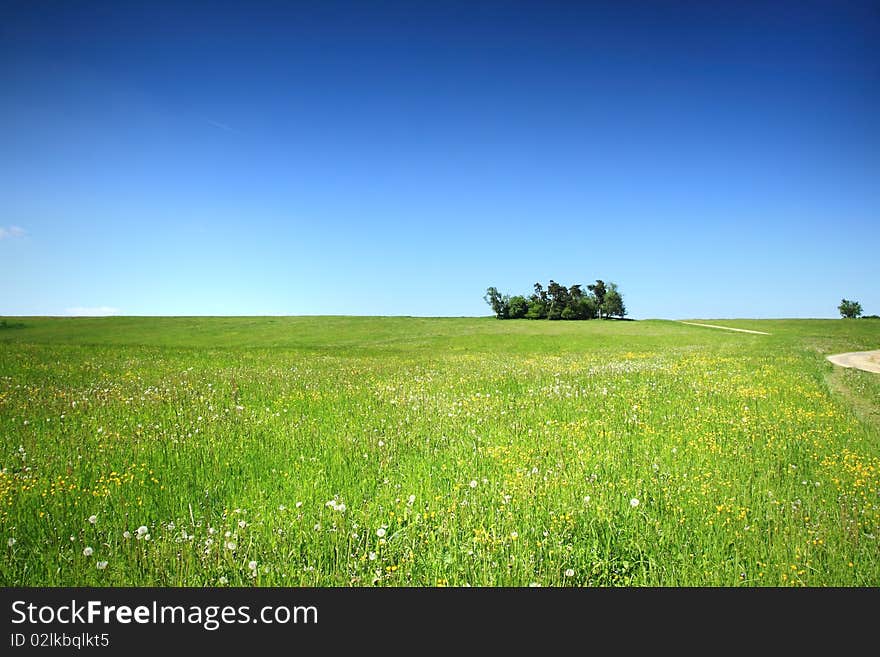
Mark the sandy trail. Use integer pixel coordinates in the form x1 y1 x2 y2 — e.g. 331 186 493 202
678 321 771 335
826 350 880 374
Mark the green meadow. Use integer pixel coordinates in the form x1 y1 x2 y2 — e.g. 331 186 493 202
1 316 878 586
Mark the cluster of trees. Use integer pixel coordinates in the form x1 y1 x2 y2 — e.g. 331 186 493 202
485 279 626 320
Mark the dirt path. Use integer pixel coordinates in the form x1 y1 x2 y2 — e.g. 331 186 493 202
826 350 880 374
678 321 770 335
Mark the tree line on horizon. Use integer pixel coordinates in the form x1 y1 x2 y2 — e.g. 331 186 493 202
484 279 626 320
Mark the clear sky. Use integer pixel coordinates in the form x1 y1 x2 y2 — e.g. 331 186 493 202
1 0 877 319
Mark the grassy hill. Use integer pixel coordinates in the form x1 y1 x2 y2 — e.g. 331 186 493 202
1 316 878 585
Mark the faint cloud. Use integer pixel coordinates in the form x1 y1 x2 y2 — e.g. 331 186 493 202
207 119 237 133
65 306 120 316
0 225 26 240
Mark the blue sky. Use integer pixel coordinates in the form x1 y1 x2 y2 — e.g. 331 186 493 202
1 0 877 318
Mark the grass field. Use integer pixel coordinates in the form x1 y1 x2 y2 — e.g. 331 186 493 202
1 316 879 586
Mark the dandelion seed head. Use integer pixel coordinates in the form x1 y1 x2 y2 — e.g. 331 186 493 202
83 546 93 557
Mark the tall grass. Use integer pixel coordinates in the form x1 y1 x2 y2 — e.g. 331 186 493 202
1 317 878 585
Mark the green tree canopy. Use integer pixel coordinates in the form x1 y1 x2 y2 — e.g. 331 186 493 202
838 299 862 319
486 279 626 321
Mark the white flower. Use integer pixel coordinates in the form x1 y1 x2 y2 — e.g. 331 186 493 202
509 531 518 540
368 552 377 561
88 515 97 524
96 561 108 570
278 505 286 511
83 547 93 557
238 520 247 528
407 495 416 506
218 576 228 585
378 440 385 447
528 582 541 587
469 480 478 488
337 503 346 512
630 498 640 508
652 463 659 472
208 527 216 535
7 538 16 547
248 560 257 571
295 502 303 508
225 541 236 551
123 531 131 539
136 525 148 536
584 495 591 504
144 534 151 541
376 527 386 538
564 568 575 577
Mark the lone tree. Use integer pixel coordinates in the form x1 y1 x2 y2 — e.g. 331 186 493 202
838 299 862 319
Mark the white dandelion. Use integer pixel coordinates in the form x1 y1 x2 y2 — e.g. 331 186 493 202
630 498 640 508
7 538 15 547
564 569 575 577
376 527 386 538
88 515 97 525
96 561 108 570
83 546 93 557
469 480 478 489
225 541 236 551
